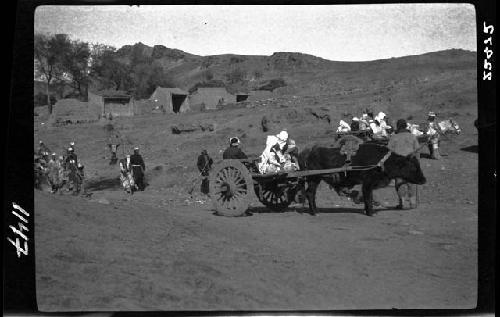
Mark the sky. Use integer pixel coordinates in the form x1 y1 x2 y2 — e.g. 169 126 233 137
34 4 477 62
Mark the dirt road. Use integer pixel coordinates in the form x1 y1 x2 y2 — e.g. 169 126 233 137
36 150 477 310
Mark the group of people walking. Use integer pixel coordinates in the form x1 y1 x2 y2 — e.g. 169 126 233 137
118 147 146 194
337 109 393 140
34 141 85 195
337 110 445 160
34 109 444 210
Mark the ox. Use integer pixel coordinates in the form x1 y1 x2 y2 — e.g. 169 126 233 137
299 143 426 216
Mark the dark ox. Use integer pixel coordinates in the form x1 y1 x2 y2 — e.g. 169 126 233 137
299 143 426 216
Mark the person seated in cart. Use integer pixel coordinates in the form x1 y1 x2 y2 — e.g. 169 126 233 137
258 131 298 174
285 139 300 167
359 113 370 130
336 119 351 133
222 137 248 159
350 117 360 132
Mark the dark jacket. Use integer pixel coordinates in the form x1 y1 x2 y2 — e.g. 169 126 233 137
222 146 247 159
197 154 213 176
37 144 51 156
65 153 78 169
130 154 145 170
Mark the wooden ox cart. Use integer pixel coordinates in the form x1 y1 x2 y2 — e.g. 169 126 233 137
209 137 382 217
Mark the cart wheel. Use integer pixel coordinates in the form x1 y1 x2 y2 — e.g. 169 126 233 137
210 160 254 217
255 183 295 212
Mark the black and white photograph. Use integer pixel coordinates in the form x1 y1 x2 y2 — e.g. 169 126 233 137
6 2 495 313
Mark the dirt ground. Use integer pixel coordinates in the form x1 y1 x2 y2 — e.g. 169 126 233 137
34 101 478 310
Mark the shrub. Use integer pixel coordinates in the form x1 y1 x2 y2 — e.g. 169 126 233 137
225 68 247 84
34 92 56 107
258 78 286 91
188 80 226 94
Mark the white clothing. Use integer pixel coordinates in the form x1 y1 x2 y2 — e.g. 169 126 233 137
336 120 351 133
258 135 297 174
407 123 424 136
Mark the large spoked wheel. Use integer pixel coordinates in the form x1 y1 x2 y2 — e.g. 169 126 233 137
255 183 296 212
210 160 255 217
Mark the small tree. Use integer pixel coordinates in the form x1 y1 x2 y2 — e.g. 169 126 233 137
90 44 132 91
34 33 70 114
61 39 91 99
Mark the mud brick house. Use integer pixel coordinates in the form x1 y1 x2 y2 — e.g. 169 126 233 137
189 87 236 110
235 92 249 102
88 90 135 118
149 87 190 113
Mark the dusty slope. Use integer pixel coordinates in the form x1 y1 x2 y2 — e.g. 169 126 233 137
34 104 478 311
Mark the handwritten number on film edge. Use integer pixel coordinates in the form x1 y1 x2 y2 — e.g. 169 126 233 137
483 22 494 81
6 202 30 258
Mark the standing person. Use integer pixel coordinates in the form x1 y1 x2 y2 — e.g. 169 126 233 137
197 150 213 194
75 163 86 195
47 153 61 193
426 111 442 159
64 147 78 169
107 133 121 165
119 155 134 193
64 141 76 162
64 147 79 194
387 119 421 209
222 137 248 159
37 141 51 157
130 147 146 191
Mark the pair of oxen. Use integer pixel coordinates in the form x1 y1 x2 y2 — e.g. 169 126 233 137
297 141 426 216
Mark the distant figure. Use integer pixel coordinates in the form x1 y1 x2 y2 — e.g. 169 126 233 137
37 140 51 158
284 138 300 168
75 163 86 195
336 120 351 133
387 119 421 209
426 111 442 159
130 147 146 191
64 147 78 170
350 117 360 132
119 155 134 194
223 137 248 159
107 133 121 165
359 113 370 130
261 116 269 132
64 148 79 195
47 153 62 193
197 149 213 194
375 112 392 135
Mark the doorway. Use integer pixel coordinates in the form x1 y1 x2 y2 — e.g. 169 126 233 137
236 94 249 102
172 94 187 113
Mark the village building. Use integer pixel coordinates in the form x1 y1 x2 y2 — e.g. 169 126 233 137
247 90 274 101
189 87 236 110
88 90 135 118
235 92 250 102
149 87 190 113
